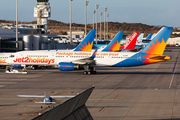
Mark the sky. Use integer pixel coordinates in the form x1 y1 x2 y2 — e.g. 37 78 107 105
0 0 180 27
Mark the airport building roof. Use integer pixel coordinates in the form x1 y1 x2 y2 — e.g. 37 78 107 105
0 27 23 39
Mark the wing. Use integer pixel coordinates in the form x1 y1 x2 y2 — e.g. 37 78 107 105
35 102 56 104
17 95 45 98
71 49 98 65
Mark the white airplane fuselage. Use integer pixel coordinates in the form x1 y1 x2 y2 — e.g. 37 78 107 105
0 50 140 67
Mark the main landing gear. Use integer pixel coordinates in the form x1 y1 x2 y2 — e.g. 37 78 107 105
83 71 97 75
83 65 96 75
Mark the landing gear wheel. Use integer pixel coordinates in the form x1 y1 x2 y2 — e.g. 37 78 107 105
83 71 87 75
93 71 97 74
87 71 91 75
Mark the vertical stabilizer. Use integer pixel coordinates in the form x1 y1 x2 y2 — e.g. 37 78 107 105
102 31 124 52
120 31 139 49
136 33 144 45
140 27 173 55
145 33 152 40
74 30 96 51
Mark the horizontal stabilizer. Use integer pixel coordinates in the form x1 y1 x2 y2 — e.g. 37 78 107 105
149 55 172 60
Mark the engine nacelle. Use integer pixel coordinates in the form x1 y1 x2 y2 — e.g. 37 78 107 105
59 62 79 71
13 65 24 68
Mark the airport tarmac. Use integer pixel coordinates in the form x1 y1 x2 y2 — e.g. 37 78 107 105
0 47 180 120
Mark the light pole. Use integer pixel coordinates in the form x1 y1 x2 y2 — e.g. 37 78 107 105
95 4 99 44
0 37 2 52
16 0 18 51
85 1 89 36
104 7 107 40
70 0 73 45
93 10 96 29
100 12 103 40
107 14 109 40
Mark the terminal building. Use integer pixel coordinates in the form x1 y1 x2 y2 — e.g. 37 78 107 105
0 26 84 52
0 0 85 52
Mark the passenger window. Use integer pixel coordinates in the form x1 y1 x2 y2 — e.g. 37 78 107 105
10 55 15 58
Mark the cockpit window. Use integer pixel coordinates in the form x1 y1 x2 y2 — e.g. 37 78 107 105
10 55 15 58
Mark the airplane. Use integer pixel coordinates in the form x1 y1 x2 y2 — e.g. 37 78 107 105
100 31 124 52
144 33 152 40
151 33 157 40
0 27 173 75
135 33 144 46
73 30 96 52
139 33 157 47
17 93 75 104
99 31 139 52
120 31 139 50
0 30 96 71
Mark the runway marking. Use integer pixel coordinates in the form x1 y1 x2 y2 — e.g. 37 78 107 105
0 85 5 87
0 105 50 107
0 82 17 84
99 106 106 112
0 79 27 81
89 99 113 100
21 113 38 116
52 91 73 94
168 52 179 89
113 94 119 99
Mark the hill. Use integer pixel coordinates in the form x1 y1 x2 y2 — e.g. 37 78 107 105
0 19 179 38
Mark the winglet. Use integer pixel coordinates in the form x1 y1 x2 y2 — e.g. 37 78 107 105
74 30 96 52
90 48 98 59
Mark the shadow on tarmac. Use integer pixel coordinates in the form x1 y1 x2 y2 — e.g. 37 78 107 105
147 118 180 120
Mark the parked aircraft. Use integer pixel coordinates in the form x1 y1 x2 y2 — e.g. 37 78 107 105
145 33 152 40
0 27 173 75
99 31 139 51
0 30 96 71
17 93 74 104
136 33 144 46
139 33 157 47
120 31 139 50
100 31 124 52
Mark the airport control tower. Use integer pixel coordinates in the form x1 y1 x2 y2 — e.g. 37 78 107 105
34 0 51 32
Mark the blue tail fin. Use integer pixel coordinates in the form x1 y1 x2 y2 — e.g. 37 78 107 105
136 33 144 45
102 31 124 52
140 27 173 55
145 33 152 40
74 30 96 51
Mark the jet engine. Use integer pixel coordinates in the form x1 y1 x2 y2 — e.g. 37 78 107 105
13 65 24 68
59 62 79 71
